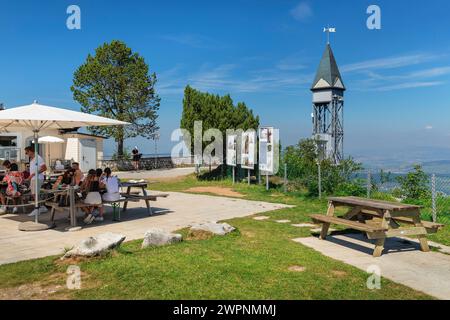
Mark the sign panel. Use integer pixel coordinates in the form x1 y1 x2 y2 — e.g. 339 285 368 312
258 127 278 174
226 134 237 167
241 130 256 169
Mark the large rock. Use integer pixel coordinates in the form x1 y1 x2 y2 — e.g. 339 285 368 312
63 232 126 258
141 228 182 248
190 222 235 236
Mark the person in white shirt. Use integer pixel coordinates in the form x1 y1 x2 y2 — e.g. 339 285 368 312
25 145 48 216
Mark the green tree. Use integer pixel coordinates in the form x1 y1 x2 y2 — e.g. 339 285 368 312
180 86 259 168
71 40 160 157
283 138 364 196
396 165 430 200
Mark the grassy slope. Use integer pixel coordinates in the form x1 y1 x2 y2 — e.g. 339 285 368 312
0 174 442 299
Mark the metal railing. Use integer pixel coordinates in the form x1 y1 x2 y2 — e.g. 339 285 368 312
352 170 450 223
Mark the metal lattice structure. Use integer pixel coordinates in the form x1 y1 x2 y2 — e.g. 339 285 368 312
311 44 345 164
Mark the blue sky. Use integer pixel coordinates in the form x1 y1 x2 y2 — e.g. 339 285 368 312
1 0 450 161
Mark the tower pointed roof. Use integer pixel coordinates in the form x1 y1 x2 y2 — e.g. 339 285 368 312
311 44 345 91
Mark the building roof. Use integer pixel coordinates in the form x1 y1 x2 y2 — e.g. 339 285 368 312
61 131 107 139
311 44 345 91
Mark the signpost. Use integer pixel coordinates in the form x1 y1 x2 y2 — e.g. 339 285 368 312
226 134 237 184
259 127 278 190
241 130 256 186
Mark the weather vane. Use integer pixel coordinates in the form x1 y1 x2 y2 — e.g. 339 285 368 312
323 26 336 44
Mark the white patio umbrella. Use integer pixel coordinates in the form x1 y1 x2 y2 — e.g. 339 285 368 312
33 136 65 171
0 101 129 229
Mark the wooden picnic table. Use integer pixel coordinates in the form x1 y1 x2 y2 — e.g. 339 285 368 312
45 182 168 226
310 196 444 257
120 181 168 217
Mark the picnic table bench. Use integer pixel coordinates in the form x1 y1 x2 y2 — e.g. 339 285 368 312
45 181 169 226
310 196 444 257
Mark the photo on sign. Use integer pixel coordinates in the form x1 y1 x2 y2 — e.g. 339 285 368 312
226 134 237 166
241 131 256 169
259 127 276 173
259 127 272 144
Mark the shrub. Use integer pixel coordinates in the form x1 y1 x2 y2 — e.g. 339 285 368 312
283 139 363 197
396 165 430 201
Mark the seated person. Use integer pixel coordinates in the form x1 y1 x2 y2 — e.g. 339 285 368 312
80 169 105 224
71 162 83 186
0 160 12 213
2 163 24 214
101 168 120 202
22 163 30 180
52 168 76 189
2 160 11 172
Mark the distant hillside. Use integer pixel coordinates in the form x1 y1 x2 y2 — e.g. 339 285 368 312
351 146 450 174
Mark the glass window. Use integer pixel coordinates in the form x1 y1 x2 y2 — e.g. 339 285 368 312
0 136 17 147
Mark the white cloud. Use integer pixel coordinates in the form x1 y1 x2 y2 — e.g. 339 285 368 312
156 62 312 95
425 125 433 130
373 81 443 91
290 2 313 22
341 53 442 73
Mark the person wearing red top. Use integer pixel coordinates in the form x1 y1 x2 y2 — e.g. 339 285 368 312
2 163 24 214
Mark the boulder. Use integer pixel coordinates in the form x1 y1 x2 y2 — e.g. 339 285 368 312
63 232 126 258
142 228 182 248
190 222 235 236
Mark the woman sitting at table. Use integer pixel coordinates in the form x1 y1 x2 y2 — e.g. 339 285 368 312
51 169 77 207
101 167 120 202
52 169 75 189
80 169 105 224
2 163 25 214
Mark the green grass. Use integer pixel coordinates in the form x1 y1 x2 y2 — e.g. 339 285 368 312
0 173 444 299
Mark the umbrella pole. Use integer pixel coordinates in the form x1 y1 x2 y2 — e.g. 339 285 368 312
34 130 39 224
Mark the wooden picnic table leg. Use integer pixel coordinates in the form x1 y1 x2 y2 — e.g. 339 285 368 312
141 186 153 216
320 201 335 240
122 186 131 211
372 209 390 257
141 186 153 215
412 209 430 252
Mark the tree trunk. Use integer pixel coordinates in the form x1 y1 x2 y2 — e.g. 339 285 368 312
117 139 124 159
116 125 124 159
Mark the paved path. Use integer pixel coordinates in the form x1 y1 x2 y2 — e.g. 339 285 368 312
115 167 196 180
294 234 450 300
0 192 289 265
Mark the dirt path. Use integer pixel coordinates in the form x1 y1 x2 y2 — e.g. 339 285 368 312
185 186 245 198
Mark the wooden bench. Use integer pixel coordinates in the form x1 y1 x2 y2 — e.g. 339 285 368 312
310 214 387 235
120 193 169 218
359 210 444 233
310 197 441 257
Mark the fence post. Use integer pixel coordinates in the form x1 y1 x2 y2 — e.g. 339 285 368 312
431 173 437 223
367 170 372 198
283 163 287 193
318 161 322 200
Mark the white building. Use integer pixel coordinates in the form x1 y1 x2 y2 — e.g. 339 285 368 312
0 128 104 172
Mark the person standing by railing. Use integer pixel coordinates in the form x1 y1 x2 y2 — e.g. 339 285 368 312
132 146 141 171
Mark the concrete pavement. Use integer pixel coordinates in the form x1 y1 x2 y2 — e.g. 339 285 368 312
0 191 290 265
